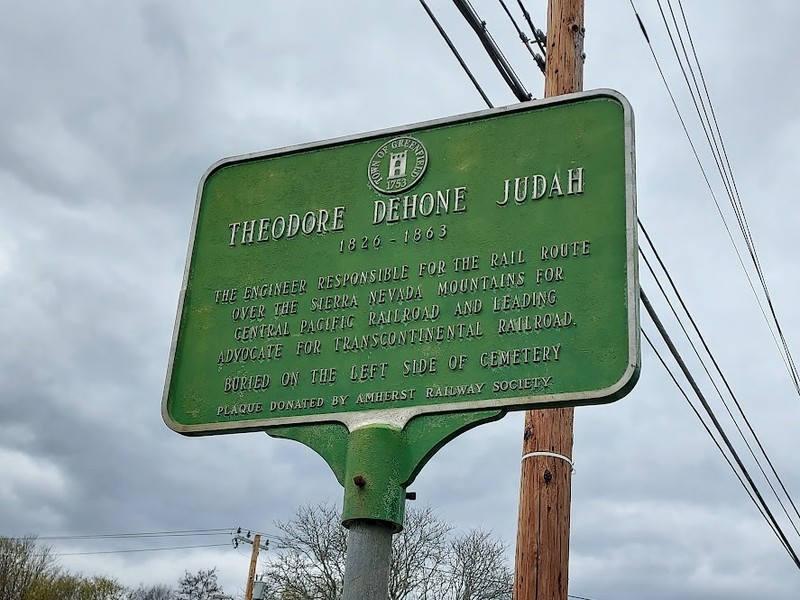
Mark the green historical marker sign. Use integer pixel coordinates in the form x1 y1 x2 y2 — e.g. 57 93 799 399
163 90 639 435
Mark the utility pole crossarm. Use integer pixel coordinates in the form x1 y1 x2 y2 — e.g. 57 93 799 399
234 534 269 551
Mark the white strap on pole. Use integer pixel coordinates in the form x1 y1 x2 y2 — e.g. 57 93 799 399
521 451 575 473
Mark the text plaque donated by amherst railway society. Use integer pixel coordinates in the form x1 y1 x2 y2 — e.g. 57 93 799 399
163 90 639 435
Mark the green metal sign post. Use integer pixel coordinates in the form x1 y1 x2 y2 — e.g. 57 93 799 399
163 89 638 597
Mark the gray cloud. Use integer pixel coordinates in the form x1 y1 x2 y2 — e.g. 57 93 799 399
1 1 799 598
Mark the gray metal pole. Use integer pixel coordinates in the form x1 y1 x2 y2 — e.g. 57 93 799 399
342 520 394 600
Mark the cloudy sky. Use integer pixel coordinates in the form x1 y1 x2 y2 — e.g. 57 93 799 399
1 1 799 599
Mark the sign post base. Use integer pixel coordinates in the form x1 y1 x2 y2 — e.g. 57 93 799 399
267 409 504 530
268 410 504 599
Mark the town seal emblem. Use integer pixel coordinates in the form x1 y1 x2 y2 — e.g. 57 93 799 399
368 136 428 195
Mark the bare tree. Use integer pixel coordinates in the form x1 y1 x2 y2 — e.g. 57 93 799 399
260 503 512 600
441 530 512 600
176 568 222 600
0 536 60 600
1 537 170 600
261 503 346 600
127 583 175 600
387 506 451 600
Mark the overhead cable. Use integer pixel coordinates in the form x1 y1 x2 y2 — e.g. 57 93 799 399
418 0 494 108
53 543 231 557
452 0 532 101
639 221 800 531
628 0 800 396
640 248 800 538
641 288 800 569
496 0 546 73
417 0 800 574
515 0 547 56
641 328 777 541
17 528 234 542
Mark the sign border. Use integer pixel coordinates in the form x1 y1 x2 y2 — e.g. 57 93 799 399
162 89 639 435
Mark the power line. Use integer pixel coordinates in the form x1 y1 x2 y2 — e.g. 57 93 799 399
641 288 800 569
515 0 547 57
639 221 800 532
11 526 283 545
496 0 546 73
452 0 532 101
31 529 234 542
641 228 800 555
627 0 800 567
628 0 800 397
418 0 494 108
641 327 778 541
53 543 232 557
417 0 800 579
670 0 755 262
628 0 800 555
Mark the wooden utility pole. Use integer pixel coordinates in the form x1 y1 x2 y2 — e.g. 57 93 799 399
244 533 261 600
514 1 584 599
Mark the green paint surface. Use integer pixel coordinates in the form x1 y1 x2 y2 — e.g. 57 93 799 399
163 91 639 434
